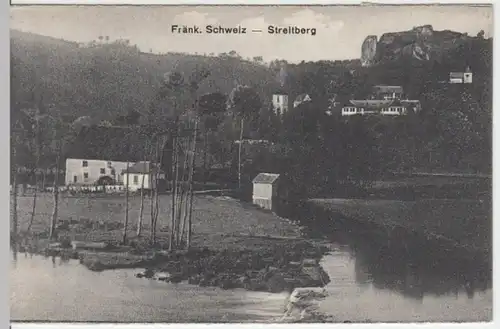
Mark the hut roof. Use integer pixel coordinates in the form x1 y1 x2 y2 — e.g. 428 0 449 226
252 173 280 184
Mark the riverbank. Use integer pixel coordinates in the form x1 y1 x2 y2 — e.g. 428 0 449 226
13 194 333 295
18 237 331 295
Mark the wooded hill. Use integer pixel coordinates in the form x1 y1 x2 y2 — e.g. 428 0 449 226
10 29 279 121
10 28 493 193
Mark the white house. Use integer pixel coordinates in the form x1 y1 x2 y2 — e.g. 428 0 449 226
122 161 165 191
380 106 407 116
464 67 473 84
65 158 129 186
449 67 473 84
449 72 464 84
272 93 289 116
341 99 420 117
341 106 360 116
252 173 280 211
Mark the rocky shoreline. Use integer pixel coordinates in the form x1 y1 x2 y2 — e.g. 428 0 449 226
18 238 331 295
131 247 330 293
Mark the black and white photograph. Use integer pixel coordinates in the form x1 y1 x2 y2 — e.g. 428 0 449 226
9 3 493 324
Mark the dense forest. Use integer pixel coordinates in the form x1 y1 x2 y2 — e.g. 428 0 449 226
10 29 492 199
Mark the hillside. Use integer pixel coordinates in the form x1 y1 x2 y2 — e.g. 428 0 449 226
11 27 493 183
10 29 279 120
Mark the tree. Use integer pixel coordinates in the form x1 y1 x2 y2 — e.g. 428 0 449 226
22 104 47 236
253 56 263 63
147 67 211 249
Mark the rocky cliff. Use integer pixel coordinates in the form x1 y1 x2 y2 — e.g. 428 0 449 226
361 25 475 67
360 35 378 67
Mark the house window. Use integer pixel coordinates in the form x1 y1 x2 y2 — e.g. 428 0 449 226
107 161 112 168
111 169 116 176
84 173 89 179
134 175 139 184
82 160 88 167
100 168 105 174
73 175 77 183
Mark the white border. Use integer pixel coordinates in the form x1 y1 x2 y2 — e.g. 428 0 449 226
7 1 498 5
7 1 498 329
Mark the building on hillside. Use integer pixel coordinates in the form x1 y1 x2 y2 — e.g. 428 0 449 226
341 100 394 116
449 67 473 84
65 158 129 186
252 173 281 211
341 99 421 117
372 85 404 100
272 93 289 116
449 72 464 83
293 93 312 108
122 161 166 192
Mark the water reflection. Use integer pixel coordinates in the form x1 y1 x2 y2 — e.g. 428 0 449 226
288 203 492 302
341 222 489 301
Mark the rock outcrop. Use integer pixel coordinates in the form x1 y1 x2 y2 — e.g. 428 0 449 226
361 35 378 67
361 25 472 66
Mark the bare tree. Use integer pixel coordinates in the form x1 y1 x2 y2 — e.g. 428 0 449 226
49 117 77 240
136 125 152 237
147 67 211 250
24 107 46 236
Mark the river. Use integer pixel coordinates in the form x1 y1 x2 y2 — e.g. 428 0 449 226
10 222 492 323
10 252 289 323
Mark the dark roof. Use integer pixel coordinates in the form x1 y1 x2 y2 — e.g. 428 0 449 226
349 100 395 109
122 161 164 175
346 99 421 109
373 85 404 93
450 72 465 78
252 173 280 184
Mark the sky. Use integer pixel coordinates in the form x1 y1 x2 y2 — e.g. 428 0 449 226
10 5 493 63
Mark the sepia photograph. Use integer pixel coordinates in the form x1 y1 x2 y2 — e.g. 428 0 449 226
9 3 493 324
